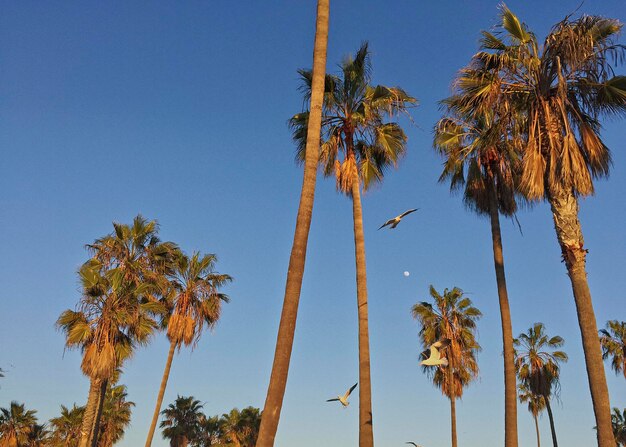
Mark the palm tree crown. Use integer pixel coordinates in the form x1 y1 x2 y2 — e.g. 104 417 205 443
160 396 204 447
0 402 39 447
599 320 626 379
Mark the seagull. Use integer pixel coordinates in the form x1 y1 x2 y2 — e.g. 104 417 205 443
420 339 451 367
378 208 419 230
406 442 423 447
327 382 358 407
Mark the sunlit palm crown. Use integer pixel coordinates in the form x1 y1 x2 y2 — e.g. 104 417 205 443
514 322 568 398
412 286 482 398
164 251 232 348
48 404 84 447
470 5 626 199
290 42 416 194
97 383 134 447
159 396 204 444
599 320 626 379
0 401 38 446
56 261 161 380
517 382 546 417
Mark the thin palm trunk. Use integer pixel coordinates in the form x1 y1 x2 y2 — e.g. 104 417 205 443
544 398 558 447
89 378 108 447
450 397 457 447
78 379 101 447
533 413 541 447
351 179 374 447
487 182 518 447
548 188 615 447
145 339 177 447
255 2 329 445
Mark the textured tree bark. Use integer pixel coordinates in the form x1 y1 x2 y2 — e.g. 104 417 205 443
255 2 329 445
548 188 615 447
145 339 177 447
534 413 541 447
487 183 518 447
89 378 108 447
78 379 101 447
351 180 374 447
544 399 558 447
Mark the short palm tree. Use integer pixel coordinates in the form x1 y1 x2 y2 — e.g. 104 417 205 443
145 252 232 447
57 261 160 447
518 382 546 447
515 323 568 447
0 402 38 447
478 7 626 444
599 320 626 379
49 404 85 447
291 42 415 446
96 383 134 447
412 286 481 447
196 415 222 447
220 407 261 447
610 408 626 446
256 3 329 445
24 424 49 447
434 56 522 447
160 396 204 447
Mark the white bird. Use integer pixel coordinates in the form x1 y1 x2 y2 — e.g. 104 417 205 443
378 208 419 230
327 382 358 407
420 339 451 367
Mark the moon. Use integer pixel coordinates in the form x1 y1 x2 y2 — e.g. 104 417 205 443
403 271 410 277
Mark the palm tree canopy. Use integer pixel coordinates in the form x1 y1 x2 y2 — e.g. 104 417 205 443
610 407 626 445
290 42 416 194
599 320 626 379
49 404 84 447
164 251 232 348
412 286 482 398
160 396 204 445
518 382 546 417
0 402 38 446
96 383 134 447
514 322 568 399
476 6 626 199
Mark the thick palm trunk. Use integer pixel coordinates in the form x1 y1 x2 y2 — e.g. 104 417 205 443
544 399 558 447
89 378 108 447
351 180 374 447
547 188 615 447
145 339 177 447
450 397 457 447
255 2 329 446
487 184 518 447
78 379 101 447
533 413 541 447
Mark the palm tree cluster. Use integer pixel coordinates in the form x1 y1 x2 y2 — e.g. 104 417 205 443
159 396 261 447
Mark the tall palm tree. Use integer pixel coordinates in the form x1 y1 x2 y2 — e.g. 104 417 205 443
256 2 329 445
434 56 522 447
145 252 232 447
57 261 160 447
411 286 482 447
96 383 134 447
49 404 85 447
515 323 568 447
599 320 626 379
518 382 546 447
291 42 415 446
0 402 38 447
477 7 626 444
160 396 204 447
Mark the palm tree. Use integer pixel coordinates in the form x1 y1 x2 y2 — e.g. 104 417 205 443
518 382 546 447
411 286 482 447
434 56 522 447
24 424 49 447
49 404 85 447
256 2 329 445
515 323 568 447
57 261 160 447
145 252 232 447
196 415 222 447
599 320 626 379
220 407 261 447
160 396 204 447
0 402 38 447
477 7 626 444
96 383 134 447
291 42 415 446
609 408 626 446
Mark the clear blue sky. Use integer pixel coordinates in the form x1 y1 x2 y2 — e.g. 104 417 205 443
1 1 625 446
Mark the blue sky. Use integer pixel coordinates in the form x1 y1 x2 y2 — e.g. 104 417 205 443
1 1 625 446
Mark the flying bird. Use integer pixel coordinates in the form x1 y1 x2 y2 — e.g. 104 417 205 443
327 382 358 407
378 208 419 230
420 339 451 367
406 443 423 447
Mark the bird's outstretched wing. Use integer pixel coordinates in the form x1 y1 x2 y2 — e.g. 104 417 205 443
326 398 340 402
378 218 396 230
347 382 358 396
406 442 420 447
433 338 451 349
399 208 419 218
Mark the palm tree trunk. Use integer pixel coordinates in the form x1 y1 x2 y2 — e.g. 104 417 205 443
255 2 329 446
544 398 558 447
450 397 457 447
78 379 101 447
351 179 374 447
89 378 108 447
533 413 541 447
145 339 177 447
547 188 615 447
487 183 518 447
